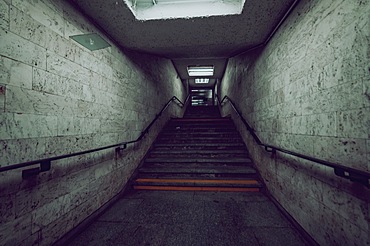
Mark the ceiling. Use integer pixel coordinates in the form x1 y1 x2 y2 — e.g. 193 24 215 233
70 0 296 81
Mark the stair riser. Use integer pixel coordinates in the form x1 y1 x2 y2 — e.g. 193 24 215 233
134 178 262 188
160 133 241 137
154 143 245 148
165 129 236 134
166 122 234 126
156 139 244 144
169 120 231 124
162 129 238 134
137 173 259 179
133 186 260 192
148 154 249 159
139 166 257 175
166 123 235 127
152 146 247 151
149 149 247 154
134 183 262 188
145 158 252 163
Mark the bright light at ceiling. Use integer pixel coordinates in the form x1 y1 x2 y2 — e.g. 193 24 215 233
195 78 210 84
123 0 245 20
187 66 214 76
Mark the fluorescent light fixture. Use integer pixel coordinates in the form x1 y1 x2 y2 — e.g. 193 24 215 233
195 78 209 84
70 33 111 51
187 66 214 76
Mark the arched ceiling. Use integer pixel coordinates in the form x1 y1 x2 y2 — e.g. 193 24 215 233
69 0 297 79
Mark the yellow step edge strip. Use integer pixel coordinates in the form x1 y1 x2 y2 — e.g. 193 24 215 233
136 178 258 185
133 186 260 192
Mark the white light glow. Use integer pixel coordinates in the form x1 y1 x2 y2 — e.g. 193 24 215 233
187 66 214 76
195 78 209 84
125 0 245 20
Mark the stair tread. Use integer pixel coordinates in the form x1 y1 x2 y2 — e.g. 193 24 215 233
163 130 238 134
158 134 241 140
160 133 241 137
150 149 248 155
157 138 242 142
133 186 260 192
133 182 263 188
137 173 258 179
171 118 230 122
135 178 261 185
139 166 257 174
154 143 245 147
145 158 252 163
149 149 248 154
148 154 249 159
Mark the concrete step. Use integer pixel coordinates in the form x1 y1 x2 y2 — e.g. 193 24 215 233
167 121 234 126
142 163 255 171
133 186 260 192
154 143 245 148
166 121 234 127
184 106 220 114
138 165 257 175
144 157 252 164
156 138 244 144
171 118 229 122
158 135 242 140
134 178 261 186
133 178 262 192
151 146 247 152
163 128 238 133
160 132 241 137
149 149 248 154
148 153 249 159
164 126 236 131
137 172 259 179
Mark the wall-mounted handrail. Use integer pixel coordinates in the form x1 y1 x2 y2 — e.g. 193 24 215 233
0 95 190 178
216 94 370 188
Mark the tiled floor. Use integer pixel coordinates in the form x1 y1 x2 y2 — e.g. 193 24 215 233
68 190 308 246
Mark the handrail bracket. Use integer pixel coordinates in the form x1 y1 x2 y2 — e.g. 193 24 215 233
334 168 369 187
22 160 51 179
265 146 275 153
115 144 127 153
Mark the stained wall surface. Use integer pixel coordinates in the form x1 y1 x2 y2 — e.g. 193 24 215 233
0 0 185 245
220 0 369 245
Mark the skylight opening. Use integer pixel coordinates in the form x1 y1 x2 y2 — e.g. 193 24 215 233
123 0 246 20
187 66 214 76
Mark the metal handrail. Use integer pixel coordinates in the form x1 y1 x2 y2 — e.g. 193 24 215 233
0 95 190 178
216 94 370 187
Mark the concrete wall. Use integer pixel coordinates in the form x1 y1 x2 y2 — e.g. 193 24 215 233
0 0 185 245
220 0 369 245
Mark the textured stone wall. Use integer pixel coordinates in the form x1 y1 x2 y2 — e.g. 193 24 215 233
220 0 369 245
0 0 185 245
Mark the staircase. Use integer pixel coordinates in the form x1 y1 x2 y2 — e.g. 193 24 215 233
67 106 310 246
133 106 263 192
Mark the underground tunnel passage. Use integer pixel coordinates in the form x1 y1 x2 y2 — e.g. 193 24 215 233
0 0 369 245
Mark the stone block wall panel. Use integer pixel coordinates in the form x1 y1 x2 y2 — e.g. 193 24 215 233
0 0 185 245
0 0 9 30
220 0 370 245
